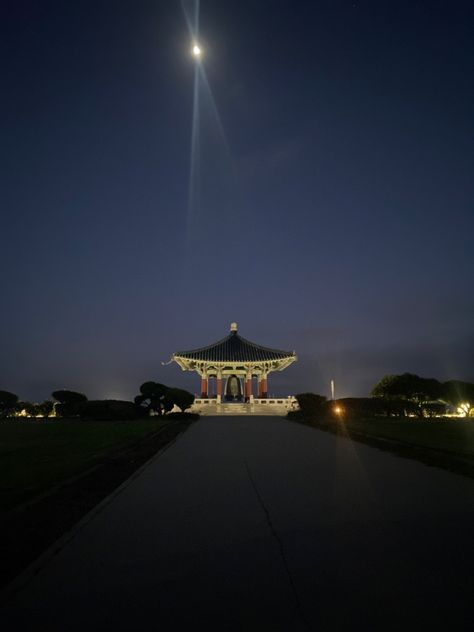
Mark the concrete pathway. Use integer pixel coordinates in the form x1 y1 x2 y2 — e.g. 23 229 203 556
3 417 474 630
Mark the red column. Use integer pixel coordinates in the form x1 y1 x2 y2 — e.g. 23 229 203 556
260 377 268 398
245 377 252 401
216 377 222 397
200 377 208 398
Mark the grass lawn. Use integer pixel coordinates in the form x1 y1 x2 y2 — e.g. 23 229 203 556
291 414 474 478
340 418 474 457
0 419 168 512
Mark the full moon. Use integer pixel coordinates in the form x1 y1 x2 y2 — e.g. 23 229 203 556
192 44 202 57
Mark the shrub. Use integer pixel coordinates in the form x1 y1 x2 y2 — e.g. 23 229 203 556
377 398 417 417
77 400 144 421
326 397 420 419
165 412 199 421
166 388 195 412
328 397 385 418
295 393 327 417
287 409 312 422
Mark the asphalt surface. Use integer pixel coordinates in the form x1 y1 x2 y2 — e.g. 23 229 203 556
3 416 474 631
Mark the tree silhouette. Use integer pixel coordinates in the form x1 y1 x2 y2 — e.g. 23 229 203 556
52 390 87 417
134 382 169 415
371 373 442 417
0 390 19 417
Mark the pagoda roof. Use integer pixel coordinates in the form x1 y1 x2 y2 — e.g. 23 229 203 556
173 326 296 364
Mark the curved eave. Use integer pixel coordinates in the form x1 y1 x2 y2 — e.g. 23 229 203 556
173 332 296 364
172 353 297 373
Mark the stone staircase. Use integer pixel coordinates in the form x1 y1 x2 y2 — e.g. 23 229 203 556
220 403 248 414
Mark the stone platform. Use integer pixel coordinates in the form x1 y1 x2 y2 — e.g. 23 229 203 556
190 397 298 416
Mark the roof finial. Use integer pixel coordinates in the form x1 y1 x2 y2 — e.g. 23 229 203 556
230 322 238 332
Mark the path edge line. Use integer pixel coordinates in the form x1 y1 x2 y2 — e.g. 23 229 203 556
0 423 190 604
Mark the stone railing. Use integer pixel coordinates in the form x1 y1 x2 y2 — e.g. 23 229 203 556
190 396 298 415
252 397 298 409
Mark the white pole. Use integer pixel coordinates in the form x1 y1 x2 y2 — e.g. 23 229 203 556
330 379 335 400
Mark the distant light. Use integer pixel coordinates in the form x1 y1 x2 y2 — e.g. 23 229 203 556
457 402 470 417
192 44 202 58
334 406 343 415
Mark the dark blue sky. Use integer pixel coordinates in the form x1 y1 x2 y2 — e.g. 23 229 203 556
2 0 473 401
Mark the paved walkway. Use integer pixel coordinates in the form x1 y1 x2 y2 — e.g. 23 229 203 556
3 417 474 630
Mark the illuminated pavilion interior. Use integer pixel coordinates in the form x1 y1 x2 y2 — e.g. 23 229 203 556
172 323 297 402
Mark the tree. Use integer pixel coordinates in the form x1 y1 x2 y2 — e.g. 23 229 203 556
166 388 195 413
371 373 442 417
0 390 19 417
37 400 54 417
17 401 36 417
134 382 169 416
371 375 399 399
52 390 87 417
423 402 448 418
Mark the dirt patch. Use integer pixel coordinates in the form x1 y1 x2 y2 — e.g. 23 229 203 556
0 419 193 590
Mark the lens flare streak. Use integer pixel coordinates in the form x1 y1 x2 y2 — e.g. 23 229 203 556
181 0 233 237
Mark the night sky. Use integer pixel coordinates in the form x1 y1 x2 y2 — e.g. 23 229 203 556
2 0 473 401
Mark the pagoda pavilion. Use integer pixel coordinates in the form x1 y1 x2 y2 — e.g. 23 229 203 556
172 323 297 402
